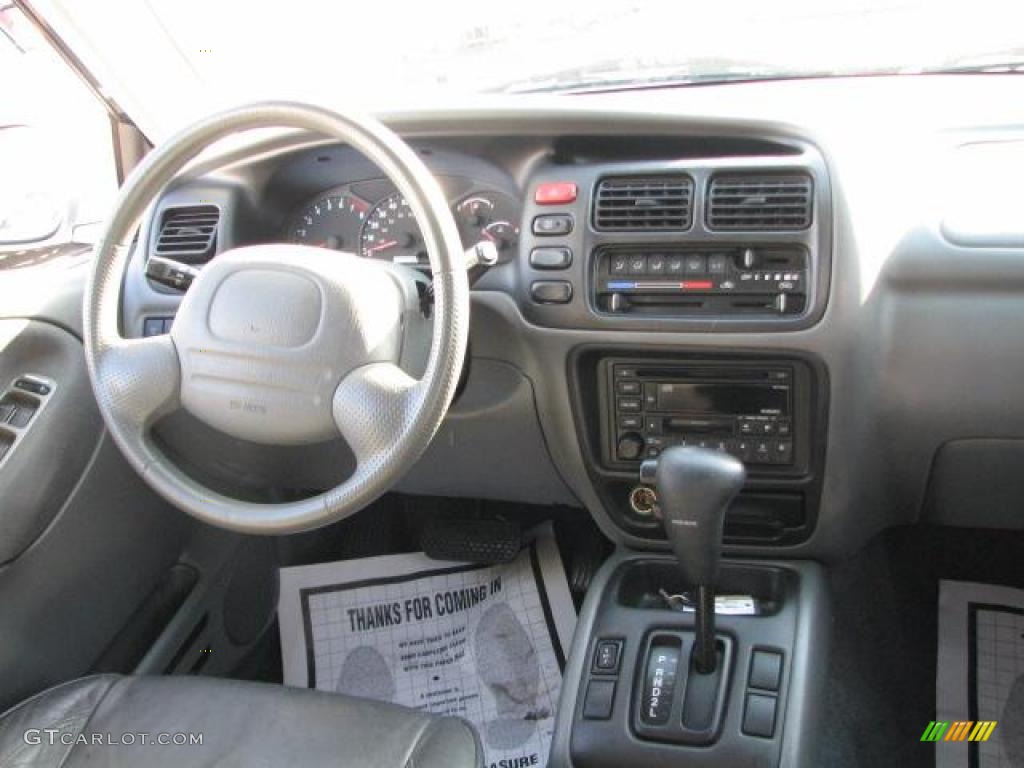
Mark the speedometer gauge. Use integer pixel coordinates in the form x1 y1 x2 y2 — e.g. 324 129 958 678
289 192 369 250
359 193 425 263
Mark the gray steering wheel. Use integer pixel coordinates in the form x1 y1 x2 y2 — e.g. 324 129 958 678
83 102 469 534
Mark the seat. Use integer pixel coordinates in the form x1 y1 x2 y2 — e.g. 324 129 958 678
0 674 482 768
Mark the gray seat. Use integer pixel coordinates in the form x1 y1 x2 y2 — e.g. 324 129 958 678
0 674 482 768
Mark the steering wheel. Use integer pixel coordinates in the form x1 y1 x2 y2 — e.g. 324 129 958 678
83 103 469 534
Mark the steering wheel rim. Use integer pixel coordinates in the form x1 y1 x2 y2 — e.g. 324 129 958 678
83 102 469 534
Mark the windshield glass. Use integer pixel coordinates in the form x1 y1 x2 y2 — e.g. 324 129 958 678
30 0 1024 139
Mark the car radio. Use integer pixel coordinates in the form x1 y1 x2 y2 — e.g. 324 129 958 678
605 360 794 468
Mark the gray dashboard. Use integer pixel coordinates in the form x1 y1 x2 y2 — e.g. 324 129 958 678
113 75 1024 561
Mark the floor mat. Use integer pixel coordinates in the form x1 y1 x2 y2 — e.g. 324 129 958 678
278 523 575 768
937 580 1024 767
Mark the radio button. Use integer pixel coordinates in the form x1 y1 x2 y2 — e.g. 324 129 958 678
615 366 637 378
617 397 642 412
644 417 661 433
773 440 794 463
616 380 641 395
753 441 772 462
777 421 791 436
760 421 776 435
617 433 644 460
618 415 641 430
739 420 755 436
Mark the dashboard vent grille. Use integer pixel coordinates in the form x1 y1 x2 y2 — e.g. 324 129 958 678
155 205 219 262
707 174 813 231
594 176 693 231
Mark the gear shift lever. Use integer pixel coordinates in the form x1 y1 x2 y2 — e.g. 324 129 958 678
641 445 745 674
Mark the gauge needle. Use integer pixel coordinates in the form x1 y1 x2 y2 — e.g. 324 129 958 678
365 239 398 254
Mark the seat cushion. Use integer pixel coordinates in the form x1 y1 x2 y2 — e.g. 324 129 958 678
0 674 481 768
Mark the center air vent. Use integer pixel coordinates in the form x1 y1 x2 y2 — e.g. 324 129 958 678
594 176 693 231
707 174 812 231
155 205 219 263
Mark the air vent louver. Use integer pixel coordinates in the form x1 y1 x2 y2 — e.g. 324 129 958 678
155 205 219 262
707 174 812 231
594 176 693 231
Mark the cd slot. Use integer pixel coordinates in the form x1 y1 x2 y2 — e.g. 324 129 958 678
661 416 734 436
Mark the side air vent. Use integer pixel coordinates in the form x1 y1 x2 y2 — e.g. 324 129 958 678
707 174 813 231
594 176 693 231
155 205 219 263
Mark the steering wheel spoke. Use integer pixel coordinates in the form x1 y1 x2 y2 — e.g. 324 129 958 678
333 362 421 468
94 335 180 437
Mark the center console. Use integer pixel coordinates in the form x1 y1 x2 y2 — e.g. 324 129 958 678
548 554 830 768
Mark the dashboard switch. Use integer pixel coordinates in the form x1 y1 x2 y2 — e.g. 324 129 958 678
530 280 573 304
530 247 572 269
532 214 573 236
535 182 577 205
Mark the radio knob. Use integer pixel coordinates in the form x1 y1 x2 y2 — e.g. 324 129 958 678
617 432 645 461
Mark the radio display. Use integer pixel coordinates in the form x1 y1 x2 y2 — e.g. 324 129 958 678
655 383 787 415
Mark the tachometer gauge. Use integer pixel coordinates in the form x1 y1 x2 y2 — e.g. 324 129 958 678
289 192 369 250
359 193 425 263
455 192 521 258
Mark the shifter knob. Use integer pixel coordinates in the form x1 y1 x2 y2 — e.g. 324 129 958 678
641 446 745 588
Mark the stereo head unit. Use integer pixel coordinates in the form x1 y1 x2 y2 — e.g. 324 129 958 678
606 360 794 468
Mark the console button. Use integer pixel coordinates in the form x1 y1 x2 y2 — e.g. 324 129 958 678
530 281 573 304
616 380 641 395
641 642 680 726
618 415 641 429
617 433 644 460
742 693 777 738
708 253 729 273
617 397 641 412
777 421 792 436
773 440 793 463
532 214 573 235
530 247 572 269
627 254 647 275
583 679 616 720
609 254 629 274
647 254 666 275
593 640 622 673
143 317 166 337
749 650 783 692
14 378 51 396
684 254 706 273
644 416 661 434
753 441 772 463
666 255 684 275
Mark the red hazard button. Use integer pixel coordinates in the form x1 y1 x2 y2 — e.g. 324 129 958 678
535 182 577 205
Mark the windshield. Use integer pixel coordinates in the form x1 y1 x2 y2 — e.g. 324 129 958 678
28 0 1024 139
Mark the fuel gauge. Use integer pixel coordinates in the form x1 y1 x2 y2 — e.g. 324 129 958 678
455 192 521 259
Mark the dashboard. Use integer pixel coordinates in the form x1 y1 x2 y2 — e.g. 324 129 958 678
101 74 1024 564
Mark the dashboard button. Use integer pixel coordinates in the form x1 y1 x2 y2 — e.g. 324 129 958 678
708 253 729 273
684 254 706 273
617 397 641 412
530 247 572 269
666 255 684 275
532 214 573 236
616 381 641 395
535 182 577 205
618 415 642 429
609 255 629 274
627 254 647 275
647 254 666 275
530 280 573 304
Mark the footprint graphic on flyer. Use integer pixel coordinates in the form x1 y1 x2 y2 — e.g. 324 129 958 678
336 645 396 702
474 601 547 749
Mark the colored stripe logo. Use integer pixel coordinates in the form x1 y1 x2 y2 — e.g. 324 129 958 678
921 721 997 742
